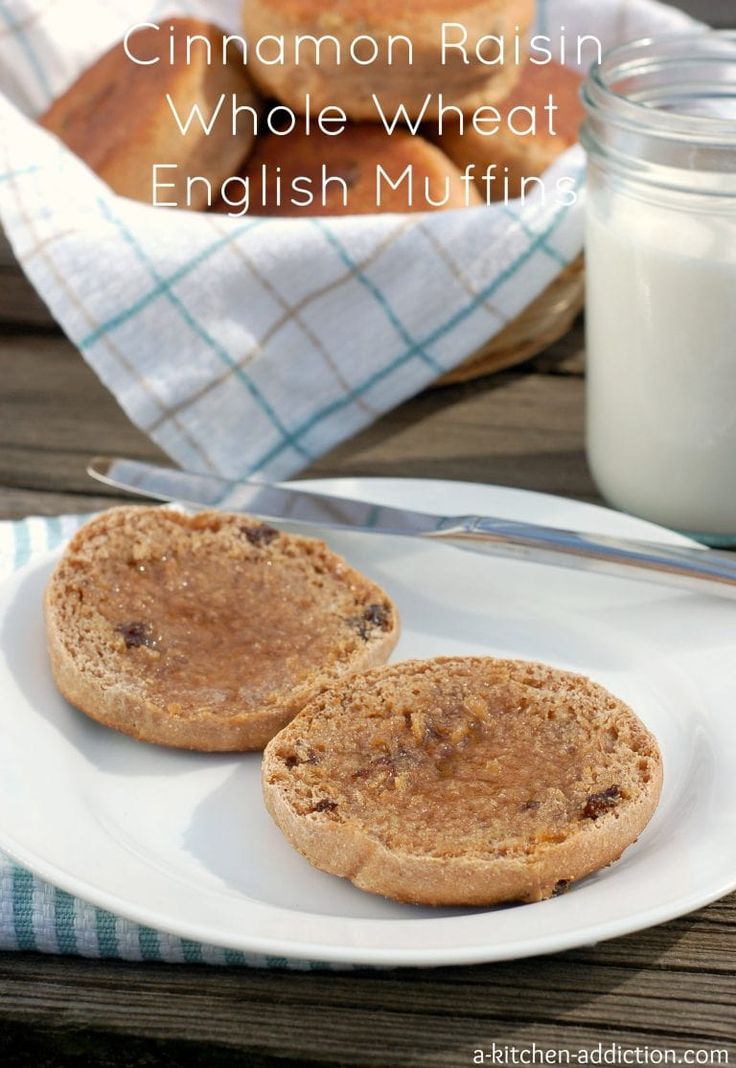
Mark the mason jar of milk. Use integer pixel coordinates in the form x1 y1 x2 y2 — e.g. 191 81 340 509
581 32 736 544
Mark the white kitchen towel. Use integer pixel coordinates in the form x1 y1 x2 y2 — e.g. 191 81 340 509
0 0 694 481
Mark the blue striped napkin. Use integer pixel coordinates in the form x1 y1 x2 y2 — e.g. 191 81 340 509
0 512 360 967
0 0 693 484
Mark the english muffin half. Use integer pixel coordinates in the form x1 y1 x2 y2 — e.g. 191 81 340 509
45 506 399 751
263 657 663 905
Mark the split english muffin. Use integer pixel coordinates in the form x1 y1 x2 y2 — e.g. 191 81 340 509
40 18 259 210
44 507 399 751
263 657 663 905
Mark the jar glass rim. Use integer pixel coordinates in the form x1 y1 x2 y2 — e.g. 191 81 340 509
582 29 736 147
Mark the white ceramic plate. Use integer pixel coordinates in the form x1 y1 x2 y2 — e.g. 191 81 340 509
0 479 734 967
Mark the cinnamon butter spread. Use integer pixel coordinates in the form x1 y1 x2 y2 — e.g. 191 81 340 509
269 659 657 858
56 509 394 718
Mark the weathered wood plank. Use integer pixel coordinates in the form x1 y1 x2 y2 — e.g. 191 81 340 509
0 945 733 1064
0 487 133 520
0 331 597 507
676 0 734 27
0 229 13 268
0 268 54 328
309 368 595 500
0 332 166 499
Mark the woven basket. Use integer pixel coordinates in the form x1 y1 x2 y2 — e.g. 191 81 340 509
436 254 585 386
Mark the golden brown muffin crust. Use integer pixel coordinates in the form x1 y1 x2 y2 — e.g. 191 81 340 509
437 61 584 198
263 658 663 905
45 507 399 750
215 125 480 215
495 60 584 148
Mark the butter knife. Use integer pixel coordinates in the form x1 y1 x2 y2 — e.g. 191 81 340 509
87 457 736 598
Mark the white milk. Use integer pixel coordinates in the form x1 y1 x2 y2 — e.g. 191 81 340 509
585 190 736 535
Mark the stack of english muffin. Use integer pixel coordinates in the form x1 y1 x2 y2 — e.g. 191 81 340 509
40 3 583 216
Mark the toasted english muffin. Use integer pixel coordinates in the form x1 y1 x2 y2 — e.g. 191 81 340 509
263 657 662 905
44 506 399 751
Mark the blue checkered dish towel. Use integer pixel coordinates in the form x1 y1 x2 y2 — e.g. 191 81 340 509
0 0 693 484
0 0 693 964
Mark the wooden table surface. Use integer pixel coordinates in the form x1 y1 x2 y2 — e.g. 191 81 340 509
1 1 734 1062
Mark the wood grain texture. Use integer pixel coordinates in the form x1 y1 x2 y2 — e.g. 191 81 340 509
0 326 596 518
0 907 734 1066
0 233 55 327
0 268 54 327
677 0 734 27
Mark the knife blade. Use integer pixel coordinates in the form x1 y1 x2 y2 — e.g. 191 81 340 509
87 457 736 598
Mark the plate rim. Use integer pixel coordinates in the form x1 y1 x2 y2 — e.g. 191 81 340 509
2 826 736 966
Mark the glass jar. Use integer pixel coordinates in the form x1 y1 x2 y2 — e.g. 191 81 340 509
580 31 736 545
